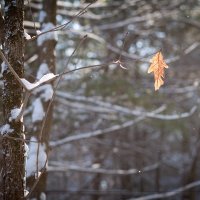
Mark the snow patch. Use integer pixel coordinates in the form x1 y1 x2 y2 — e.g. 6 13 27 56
32 98 45 123
25 143 29 157
36 30 41 35
9 107 22 121
37 23 57 46
24 189 29 197
37 63 50 79
24 32 31 40
40 192 46 200
26 137 47 177
21 73 57 91
4 6 9 13
1 62 7 74
0 124 14 135
34 84 54 102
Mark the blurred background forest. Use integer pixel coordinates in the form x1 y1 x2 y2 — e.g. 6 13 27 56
2 0 200 199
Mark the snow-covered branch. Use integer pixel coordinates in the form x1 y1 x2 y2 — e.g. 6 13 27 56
50 105 166 148
21 73 58 92
48 162 159 175
56 91 197 120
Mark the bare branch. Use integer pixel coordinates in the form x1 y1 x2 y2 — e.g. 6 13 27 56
59 63 110 76
28 2 93 42
127 180 200 200
50 105 166 148
56 98 114 114
174 18 200 29
0 50 27 89
15 92 30 121
61 30 200 64
94 10 178 31
48 162 159 175
56 91 197 120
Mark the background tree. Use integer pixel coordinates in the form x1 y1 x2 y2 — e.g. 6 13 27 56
26 0 57 199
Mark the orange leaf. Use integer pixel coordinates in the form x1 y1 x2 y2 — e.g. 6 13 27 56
148 51 168 91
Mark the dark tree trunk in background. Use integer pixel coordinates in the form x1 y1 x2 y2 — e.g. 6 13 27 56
182 130 200 200
37 0 57 142
1 0 25 199
27 0 57 199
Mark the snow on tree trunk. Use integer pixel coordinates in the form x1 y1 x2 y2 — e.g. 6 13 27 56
26 0 57 198
1 0 25 199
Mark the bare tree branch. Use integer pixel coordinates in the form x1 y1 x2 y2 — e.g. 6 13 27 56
28 2 93 42
48 162 159 175
56 91 197 120
93 10 178 31
0 50 27 89
127 180 200 200
61 30 200 64
50 105 166 148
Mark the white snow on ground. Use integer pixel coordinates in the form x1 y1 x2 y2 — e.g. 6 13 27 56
32 98 45 123
26 137 47 177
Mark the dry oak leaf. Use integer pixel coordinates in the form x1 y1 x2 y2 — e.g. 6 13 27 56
148 51 168 91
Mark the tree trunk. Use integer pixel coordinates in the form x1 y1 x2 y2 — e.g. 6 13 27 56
182 130 200 200
1 0 25 199
27 0 57 199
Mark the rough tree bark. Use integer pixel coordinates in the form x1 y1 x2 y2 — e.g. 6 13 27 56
0 10 4 45
1 0 25 199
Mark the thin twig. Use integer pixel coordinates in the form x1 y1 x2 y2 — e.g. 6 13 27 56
37 35 89 148
128 180 200 200
65 35 88 67
0 49 27 89
34 33 89 184
56 91 197 120
50 105 166 148
48 162 159 175
60 63 110 76
28 3 93 42
118 31 129 61
16 92 31 121
25 159 48 199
